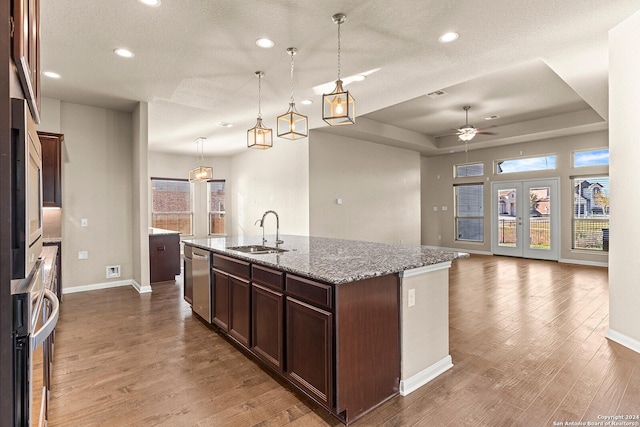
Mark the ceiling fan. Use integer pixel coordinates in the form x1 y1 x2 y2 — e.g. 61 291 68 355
454 106 498 141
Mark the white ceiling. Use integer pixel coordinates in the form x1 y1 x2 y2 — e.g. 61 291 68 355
39 1 640 157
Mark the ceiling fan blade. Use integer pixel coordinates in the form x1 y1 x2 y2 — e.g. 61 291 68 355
477 131 498 136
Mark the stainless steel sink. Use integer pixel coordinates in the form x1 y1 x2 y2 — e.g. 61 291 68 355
227 245 288 254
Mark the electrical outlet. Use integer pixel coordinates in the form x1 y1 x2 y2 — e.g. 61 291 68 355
78 251 88 260
408 289 416 307
81 218 88 227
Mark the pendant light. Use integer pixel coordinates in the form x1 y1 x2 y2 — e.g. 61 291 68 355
247 71 273 149
188 137 213 183
323 13 355 126
277 47 308 139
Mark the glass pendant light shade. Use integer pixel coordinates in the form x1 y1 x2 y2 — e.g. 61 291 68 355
278 104 308 139
323 79 355 125
188 137 213 183
323 13 356 126
248 71 273 149
278 47 308 139
248 117 273 149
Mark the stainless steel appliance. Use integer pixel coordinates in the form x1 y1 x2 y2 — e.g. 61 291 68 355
11 97 43 279
191 248 212 322
12 260 59 427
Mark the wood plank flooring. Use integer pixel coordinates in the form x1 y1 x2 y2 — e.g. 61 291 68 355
49 255 640 426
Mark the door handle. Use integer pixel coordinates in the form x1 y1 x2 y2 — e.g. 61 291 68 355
32 290 59 349
157 246 165 251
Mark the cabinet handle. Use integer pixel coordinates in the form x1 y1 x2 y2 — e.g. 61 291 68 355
157 246 165 251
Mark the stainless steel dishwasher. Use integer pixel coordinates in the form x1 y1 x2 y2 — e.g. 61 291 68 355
191 248 212 323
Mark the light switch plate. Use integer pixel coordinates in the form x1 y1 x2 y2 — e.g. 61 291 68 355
78 251 88 260
408 289 416 307
81 218 88 227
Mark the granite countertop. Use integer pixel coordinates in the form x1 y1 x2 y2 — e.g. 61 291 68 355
149 227 180 236
184 235 468 285
43 236 62 244
40 245 58 292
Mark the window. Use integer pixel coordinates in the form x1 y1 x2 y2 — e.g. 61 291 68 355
572 176 609 251
208 180 226 235
496 155 556 174
455 162 484 178
573 149 609 167
151 178 193 235
455 184 484 242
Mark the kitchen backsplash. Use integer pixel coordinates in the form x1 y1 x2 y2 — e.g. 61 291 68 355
43 207 62 238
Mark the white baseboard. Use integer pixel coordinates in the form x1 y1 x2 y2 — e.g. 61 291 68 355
63 279 152 295
399 355 453 396
606 328 640 354
559 258 608 267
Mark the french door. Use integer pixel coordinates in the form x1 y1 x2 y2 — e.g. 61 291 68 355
491 179 559 260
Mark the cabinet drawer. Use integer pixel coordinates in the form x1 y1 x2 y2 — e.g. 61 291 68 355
213 254 250 280
286 275 332 310
252 264 284 291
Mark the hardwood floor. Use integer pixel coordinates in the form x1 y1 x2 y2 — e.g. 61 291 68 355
49 255 640 426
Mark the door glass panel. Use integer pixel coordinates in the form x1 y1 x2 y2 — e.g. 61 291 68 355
529 186 551 250
497 188 517 247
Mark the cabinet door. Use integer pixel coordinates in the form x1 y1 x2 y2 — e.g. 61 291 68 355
149 234 180 283
212 269 230 332
252 284 284 371
38 133 62 207
229 276 251 348
286 297 333 408
183 257 193 305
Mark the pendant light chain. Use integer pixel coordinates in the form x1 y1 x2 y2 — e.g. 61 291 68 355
257 73 263 119
290 51 295 105
337 19 342 81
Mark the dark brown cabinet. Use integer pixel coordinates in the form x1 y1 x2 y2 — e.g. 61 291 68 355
12 0 41 122
286 296 333 408
251 264 284 371
149 233 180 283
212 254 251 348
38 132 63 207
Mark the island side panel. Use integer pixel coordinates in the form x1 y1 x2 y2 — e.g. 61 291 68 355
399 263 453 395
334 274 400 423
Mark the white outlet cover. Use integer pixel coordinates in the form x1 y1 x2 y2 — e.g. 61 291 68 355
106 265 121 279
78 251 88 260
407 288 416 307
81 218 88 227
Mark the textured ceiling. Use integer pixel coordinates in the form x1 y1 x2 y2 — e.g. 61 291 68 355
39 0 640 156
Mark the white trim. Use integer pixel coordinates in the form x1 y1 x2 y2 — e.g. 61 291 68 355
559 258 608 267
399 355 453 396
63 279 152 295
421 245 491 256
401 261 452 278
606 329 640 354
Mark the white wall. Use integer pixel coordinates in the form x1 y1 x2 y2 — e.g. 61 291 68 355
309 131 422 245
132 103 150 291
230 140 309 238
608 9 640 352
148 152 232 238
58 102 134 289
421 131 609 265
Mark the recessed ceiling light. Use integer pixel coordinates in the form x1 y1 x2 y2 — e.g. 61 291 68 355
114 48 135 58
255 38 275 49
138 0 161 6
216 122 234 128
484 115 501 120
43 71 61 79
300 99 313 105
438 32 459 43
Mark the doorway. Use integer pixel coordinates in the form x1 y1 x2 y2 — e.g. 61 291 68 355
491 178 559 260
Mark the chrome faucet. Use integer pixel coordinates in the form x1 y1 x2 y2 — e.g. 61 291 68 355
258 210 283 245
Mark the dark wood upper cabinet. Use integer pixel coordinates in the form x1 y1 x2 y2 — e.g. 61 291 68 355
38 132 63 207
12 0 41 123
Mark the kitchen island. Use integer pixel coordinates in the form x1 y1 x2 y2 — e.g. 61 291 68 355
183 235 467 424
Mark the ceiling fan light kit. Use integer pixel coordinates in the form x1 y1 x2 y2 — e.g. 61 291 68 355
455 105 498 142
323 13 356 126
